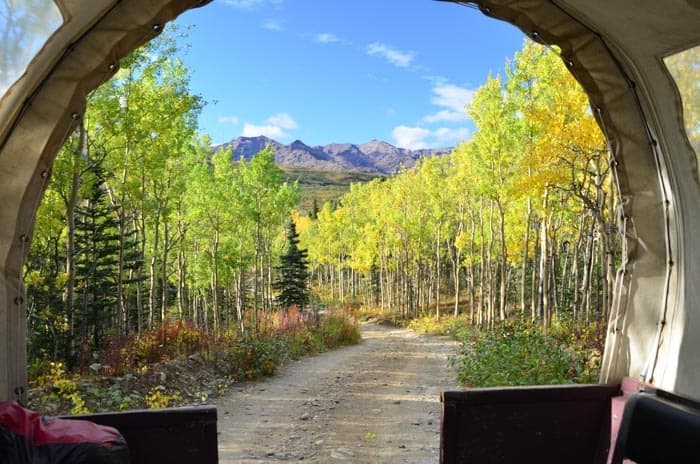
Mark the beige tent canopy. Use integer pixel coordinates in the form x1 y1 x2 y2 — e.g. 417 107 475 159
0 0 698 403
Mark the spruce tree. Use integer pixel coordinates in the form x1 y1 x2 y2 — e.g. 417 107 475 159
274 220 310 309
73 162 119 356
309 198 319 219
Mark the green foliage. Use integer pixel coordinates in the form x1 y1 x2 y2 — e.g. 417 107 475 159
320 314 362 348
274 220 310 309
450 320 600 387
283 167 384 215
408 314 477 340
31 362 90 415
212 307 360 380
29 307 360 415
302 38 617 333
73 162 120 357
146 386 183 409
98 321 209 376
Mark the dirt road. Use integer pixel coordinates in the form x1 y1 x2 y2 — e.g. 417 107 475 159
215 322 464 463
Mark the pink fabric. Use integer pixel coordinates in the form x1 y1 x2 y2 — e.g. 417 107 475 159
608 377 646 464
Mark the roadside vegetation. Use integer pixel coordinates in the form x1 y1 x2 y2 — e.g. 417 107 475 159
29 306 360 415
408 313 601 386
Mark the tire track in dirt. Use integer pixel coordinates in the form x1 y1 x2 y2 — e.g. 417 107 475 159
215 322 464 463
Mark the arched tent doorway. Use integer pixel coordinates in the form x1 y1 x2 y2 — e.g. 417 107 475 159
0 0 698 404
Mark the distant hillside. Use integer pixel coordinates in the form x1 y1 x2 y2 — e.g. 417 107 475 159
282 167 385 214
213 136 451 174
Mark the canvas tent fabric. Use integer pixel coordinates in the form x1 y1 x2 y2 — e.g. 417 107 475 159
0 0 698 402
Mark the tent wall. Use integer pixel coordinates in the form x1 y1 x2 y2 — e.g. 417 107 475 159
0 0 211 403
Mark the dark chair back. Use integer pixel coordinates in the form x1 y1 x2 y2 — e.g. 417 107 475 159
611 391 700 464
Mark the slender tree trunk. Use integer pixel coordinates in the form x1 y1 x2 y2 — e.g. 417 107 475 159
571 213 585 320
210 232 219 335
521 199 532 318
236 269 245 334
450 217 463 317
582 219 595 325
560 239 570 311
177 247 186 321
496 200 508 321
435 225 441 319
148 210 160 330
253 219 260 333
468 210 476 324
161 221 169 323
530 225 539 323
63 123 85 361
538 189 550 333
266 245 273 311
115 196 128 334
550 237 559 318
135 214 145 334
478 205 486 327
486 202 496 329
380 253 386 311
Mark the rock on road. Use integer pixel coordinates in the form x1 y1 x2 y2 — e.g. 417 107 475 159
215 322 464 463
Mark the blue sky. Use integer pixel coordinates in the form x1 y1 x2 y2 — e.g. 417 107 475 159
174 0 526 149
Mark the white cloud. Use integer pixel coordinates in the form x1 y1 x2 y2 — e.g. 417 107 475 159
223 0 281 9
422 83 474 123
366 42 414 68
392 126 431 150
262 20 283 31
241 113 298 140
242 124 290 140
266 112 298 129
218 115 239 125
434 127 470 144
392 125 470 150
223 0 263 8
432 84 474 112
423 110 467 124
315 33 339 44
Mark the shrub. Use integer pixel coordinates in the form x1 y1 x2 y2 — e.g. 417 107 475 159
29 307 362 415
451 321 599 387
146 385 182 409
408 314 476 339
34 362 90 415
98 321 210 376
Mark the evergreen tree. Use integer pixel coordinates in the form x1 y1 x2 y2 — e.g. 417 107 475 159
73 162 119 358
274 220 310 309
309 198 320 219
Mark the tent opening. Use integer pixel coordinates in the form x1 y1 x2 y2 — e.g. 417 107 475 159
19 3 623 419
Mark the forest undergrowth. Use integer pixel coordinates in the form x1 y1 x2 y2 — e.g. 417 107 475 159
27 306 360 416
362 307 603 387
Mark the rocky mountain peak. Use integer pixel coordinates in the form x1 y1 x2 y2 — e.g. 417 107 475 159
215 136 451 174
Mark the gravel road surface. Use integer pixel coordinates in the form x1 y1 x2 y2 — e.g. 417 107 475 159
215 322 463 463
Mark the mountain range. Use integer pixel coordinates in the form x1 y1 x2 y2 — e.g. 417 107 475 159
212 136 450 174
